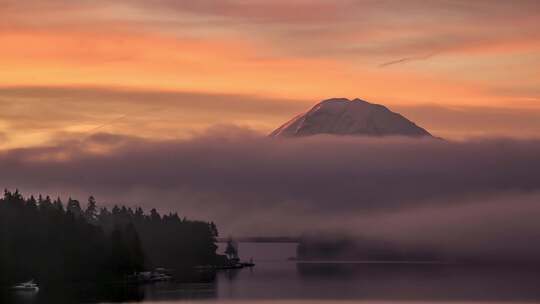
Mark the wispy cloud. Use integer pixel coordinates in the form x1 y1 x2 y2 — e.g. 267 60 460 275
4 86 540 150
378 52 439 68
0 86 309 148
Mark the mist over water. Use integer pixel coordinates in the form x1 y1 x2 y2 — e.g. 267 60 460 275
218 243 540 302
2 131 540 262
4 242 540 304
3 130 540 304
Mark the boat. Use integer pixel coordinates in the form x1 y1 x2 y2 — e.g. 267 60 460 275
150 273 173 282
150 268 173 282
127 268 173 284
11 280 39 292
240 261 255 267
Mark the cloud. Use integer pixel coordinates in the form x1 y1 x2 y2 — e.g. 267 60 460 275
3 1 540 60
359 193 540 261
379 52 439 68
3 128 540 260
0 129 539 222
0 86 309 148
0 86 306 116
394 104 540 139
4 86 540 150
1 1 540 262
2 2 540 119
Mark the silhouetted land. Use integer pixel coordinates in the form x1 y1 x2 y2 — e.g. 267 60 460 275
0 190 222 286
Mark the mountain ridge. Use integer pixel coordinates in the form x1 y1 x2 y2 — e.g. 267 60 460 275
271 98 432 138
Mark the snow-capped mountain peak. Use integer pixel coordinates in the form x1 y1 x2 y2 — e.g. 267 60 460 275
270 98 431 137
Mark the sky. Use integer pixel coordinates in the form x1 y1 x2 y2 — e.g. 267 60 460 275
2 1 540 257
1 0 540 149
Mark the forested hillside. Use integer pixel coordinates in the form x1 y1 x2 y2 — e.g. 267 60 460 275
0 190 220 285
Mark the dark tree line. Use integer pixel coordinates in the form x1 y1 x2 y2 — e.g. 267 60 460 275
0 190 220 285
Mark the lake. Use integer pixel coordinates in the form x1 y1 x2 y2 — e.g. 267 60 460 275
4 242 540 303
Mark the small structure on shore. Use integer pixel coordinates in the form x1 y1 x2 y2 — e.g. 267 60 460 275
194 237 255 271
224 237 255 268
225 237 240 264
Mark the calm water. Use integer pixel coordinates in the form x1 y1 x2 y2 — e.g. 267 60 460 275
4 242 540 304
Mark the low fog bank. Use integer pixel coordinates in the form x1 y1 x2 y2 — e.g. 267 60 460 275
2 127 540 262
299 193 540 263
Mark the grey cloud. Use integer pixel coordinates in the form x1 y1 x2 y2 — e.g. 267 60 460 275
3 129 540 260
360 194 540 260
1 130 540 228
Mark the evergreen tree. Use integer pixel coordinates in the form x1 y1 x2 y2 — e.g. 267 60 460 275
0 189 221 285
66 198 82 217
84 196 98 223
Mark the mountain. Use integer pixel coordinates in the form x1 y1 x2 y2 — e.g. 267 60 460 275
270 98 432 137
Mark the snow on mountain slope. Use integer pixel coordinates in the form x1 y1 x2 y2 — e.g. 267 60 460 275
270 98 431 137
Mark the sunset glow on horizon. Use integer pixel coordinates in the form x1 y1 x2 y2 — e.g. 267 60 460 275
2 0 540 148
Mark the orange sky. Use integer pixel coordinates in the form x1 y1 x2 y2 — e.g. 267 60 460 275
1 0 540 148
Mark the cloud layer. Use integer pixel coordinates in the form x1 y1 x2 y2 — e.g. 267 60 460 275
3 85 540 150
1 1 539 114
2 1 540 262
1 129 539 230
3 131 539 206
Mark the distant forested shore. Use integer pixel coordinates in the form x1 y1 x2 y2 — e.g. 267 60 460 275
0 189 222 285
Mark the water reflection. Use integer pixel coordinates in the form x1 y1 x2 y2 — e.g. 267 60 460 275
9 289 39 303
295 262 540 301
1 281 217 303
3 242 540 303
